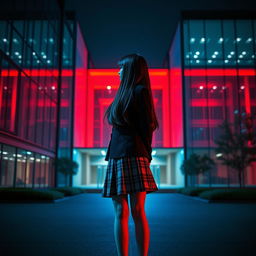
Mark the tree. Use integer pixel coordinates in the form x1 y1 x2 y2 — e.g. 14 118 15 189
180 153 215 187
214 112 256 188
53 157 79 186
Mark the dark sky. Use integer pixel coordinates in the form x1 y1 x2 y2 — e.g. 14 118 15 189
65 0 256 68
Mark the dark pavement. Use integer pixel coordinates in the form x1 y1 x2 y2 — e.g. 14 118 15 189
0 193 256 256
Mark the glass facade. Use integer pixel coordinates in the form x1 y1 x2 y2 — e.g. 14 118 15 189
0 1 78 188
0 143 54 188
171 14 256 186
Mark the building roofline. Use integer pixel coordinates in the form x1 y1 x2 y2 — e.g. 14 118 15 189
181 10 256 20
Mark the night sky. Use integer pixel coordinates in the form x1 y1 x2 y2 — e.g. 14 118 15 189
65 0 256 68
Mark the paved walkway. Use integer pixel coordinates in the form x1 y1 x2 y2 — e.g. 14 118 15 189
0 193 256 256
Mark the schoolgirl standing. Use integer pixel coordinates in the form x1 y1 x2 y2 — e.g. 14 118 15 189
102 53 159 256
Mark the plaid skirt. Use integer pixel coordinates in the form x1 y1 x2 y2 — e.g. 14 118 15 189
101 156 159 198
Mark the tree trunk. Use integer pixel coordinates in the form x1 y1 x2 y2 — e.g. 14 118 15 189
238 170 242 188
242 169 245 187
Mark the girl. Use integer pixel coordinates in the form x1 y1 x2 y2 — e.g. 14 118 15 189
102 53 159 256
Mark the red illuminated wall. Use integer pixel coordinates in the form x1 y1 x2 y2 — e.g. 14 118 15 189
74 69 178 148
169 67 183 148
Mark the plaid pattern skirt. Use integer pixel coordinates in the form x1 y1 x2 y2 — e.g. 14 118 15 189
101 156 159 197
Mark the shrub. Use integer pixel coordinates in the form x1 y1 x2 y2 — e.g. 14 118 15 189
176 187 214 196
49 186 84 196
0 187 64 200
199 188 256 200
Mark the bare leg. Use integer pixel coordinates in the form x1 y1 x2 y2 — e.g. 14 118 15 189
112 194 130 256
129 191 150 256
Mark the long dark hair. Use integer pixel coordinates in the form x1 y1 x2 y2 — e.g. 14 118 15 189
104 53 159 131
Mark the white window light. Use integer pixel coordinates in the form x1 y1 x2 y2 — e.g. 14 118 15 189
195 51 200 55
212 55 216 58
190 38 195 43
218 37 224 42
200 38 205 43
196 60 200 63
227 55 232 58
193 55 198 58
208 60 212 63
242 51 246 55
230 51 235 55
214 51 219 55
224 60 229 63
236 37 241 42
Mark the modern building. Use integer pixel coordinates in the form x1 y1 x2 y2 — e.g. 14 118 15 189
169 11 256 186
1 3 256 189
73 11 256 189
0 0 87 188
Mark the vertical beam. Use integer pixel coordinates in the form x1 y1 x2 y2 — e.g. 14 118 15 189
55 0 64 187
180 16 188 187
70 14 77 187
